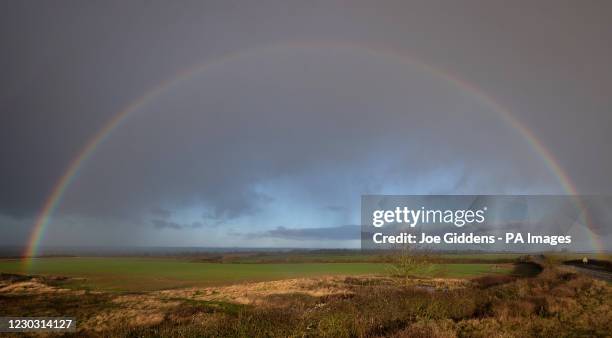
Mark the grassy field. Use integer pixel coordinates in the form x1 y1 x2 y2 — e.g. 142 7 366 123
1 255 608 336
0 257 513 291
170 250 610 264
206 252 526 264
1 262 609 337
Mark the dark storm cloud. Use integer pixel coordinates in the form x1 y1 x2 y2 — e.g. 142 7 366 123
55 47 554 226
253 225 361 241
151 219 204 230
1 1 611 248
150 207 172 219
152 219 183 230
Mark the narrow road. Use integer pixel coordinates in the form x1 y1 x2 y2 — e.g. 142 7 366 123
561 264 612 282
530 255 612 282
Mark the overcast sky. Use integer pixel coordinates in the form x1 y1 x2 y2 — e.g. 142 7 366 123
1 1 611 250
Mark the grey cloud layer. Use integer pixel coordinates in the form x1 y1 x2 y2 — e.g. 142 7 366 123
1 1 611 247
253 225 361 241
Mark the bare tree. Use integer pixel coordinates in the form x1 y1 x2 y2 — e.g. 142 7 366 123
387 244 435 285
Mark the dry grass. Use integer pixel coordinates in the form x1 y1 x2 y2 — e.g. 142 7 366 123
0 266 610 337
157 275 354 304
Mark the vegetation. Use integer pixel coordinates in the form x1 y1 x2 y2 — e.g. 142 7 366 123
0 257 512 291
0 253 609 337
100 269 612 337
1 263 610 337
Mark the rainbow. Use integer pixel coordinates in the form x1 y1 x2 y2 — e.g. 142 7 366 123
22 40 602 267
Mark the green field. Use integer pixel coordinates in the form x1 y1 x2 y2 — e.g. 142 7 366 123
175 251 611 264
207 252 525 264
0 257 513 291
